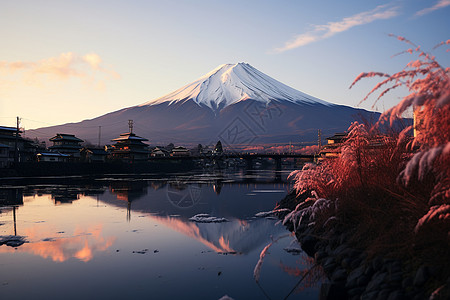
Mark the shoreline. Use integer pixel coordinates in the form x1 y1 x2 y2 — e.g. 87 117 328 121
277 190 450 300
0 160 197 178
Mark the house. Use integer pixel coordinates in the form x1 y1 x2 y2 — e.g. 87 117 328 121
171 146 190 157
200 145 213 156
21 138 42 162
0 126 20 148
104 144 113 152
110 132 149 162
151 147 169 157
0 143 10 168
80 147 108 162
36 152 70 162
326 133 347 145
213 140 223 155
48 133 84 159
0 126 39 165
319 133 347 158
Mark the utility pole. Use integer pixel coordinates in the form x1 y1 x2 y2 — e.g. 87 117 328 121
128 120 133 134
14 116 20 165
318 129 322 151
98 126 102 147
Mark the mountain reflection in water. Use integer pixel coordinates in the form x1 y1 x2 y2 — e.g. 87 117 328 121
0 171 321 299
99 172 290 254
151 215 286 254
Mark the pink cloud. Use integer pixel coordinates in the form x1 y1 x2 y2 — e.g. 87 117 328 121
0 52 120 88
82 53 102 70
274 4 399 52
415 0 450 16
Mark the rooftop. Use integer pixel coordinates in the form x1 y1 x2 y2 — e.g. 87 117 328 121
0 126 22 134
37 152 70 157
326 133 347 141
82 148 108 155
49 134 84 142
111 132 148 142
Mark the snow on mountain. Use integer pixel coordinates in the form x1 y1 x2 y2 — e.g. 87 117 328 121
140 62 331 111
25 62 382 146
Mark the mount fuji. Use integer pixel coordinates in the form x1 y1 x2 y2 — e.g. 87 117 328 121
141 63 331 111
27 63 379 148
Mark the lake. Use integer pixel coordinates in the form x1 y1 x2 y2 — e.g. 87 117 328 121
0 169 321 299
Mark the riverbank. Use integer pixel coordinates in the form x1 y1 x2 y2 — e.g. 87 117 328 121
277 190 450 300
0 160 197 178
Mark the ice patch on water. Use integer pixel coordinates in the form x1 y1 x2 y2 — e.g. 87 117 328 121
189 214 229 223
254 208 290 218
0 235 27 247
42 237 56 242
218 295 234 300
283 238 303 255
132 249 149 254
218 251 238 255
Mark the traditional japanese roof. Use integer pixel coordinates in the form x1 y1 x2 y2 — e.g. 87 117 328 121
172 146 188 151
0 126 20 131
326 133 347 141
48 144 82 150
37 152 70 157
0 126 22 140
82 148 108 155
111 132 148 142
152 147 169 153
112 148 149 154
49 133 84 142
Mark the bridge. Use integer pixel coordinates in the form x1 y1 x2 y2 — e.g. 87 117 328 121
224 153 314 171
148 152 315 172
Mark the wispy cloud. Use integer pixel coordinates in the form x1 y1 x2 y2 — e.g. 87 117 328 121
0 52 119 90
415 0 450 16
274 4 399 53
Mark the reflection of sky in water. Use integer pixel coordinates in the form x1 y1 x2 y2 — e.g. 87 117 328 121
0 171 320 299
0 221 115 262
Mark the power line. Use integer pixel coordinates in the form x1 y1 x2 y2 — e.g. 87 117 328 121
20 117 126 129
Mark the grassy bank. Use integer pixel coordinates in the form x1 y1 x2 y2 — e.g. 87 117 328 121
279 36 449 299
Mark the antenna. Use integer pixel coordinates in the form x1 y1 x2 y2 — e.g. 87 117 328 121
128 120 133 133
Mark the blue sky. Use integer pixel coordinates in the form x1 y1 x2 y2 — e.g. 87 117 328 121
1 0 449 129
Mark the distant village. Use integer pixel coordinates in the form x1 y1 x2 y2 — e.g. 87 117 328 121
1 121 362 172
0 125 225 168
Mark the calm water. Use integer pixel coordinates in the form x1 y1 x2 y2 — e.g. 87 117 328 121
0 170 320 299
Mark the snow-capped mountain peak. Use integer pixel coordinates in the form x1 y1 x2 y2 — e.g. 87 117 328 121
26 62 380 146
140 63 331 111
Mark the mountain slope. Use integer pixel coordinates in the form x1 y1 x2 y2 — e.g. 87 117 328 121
25 63 380 148
140 63 331 111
